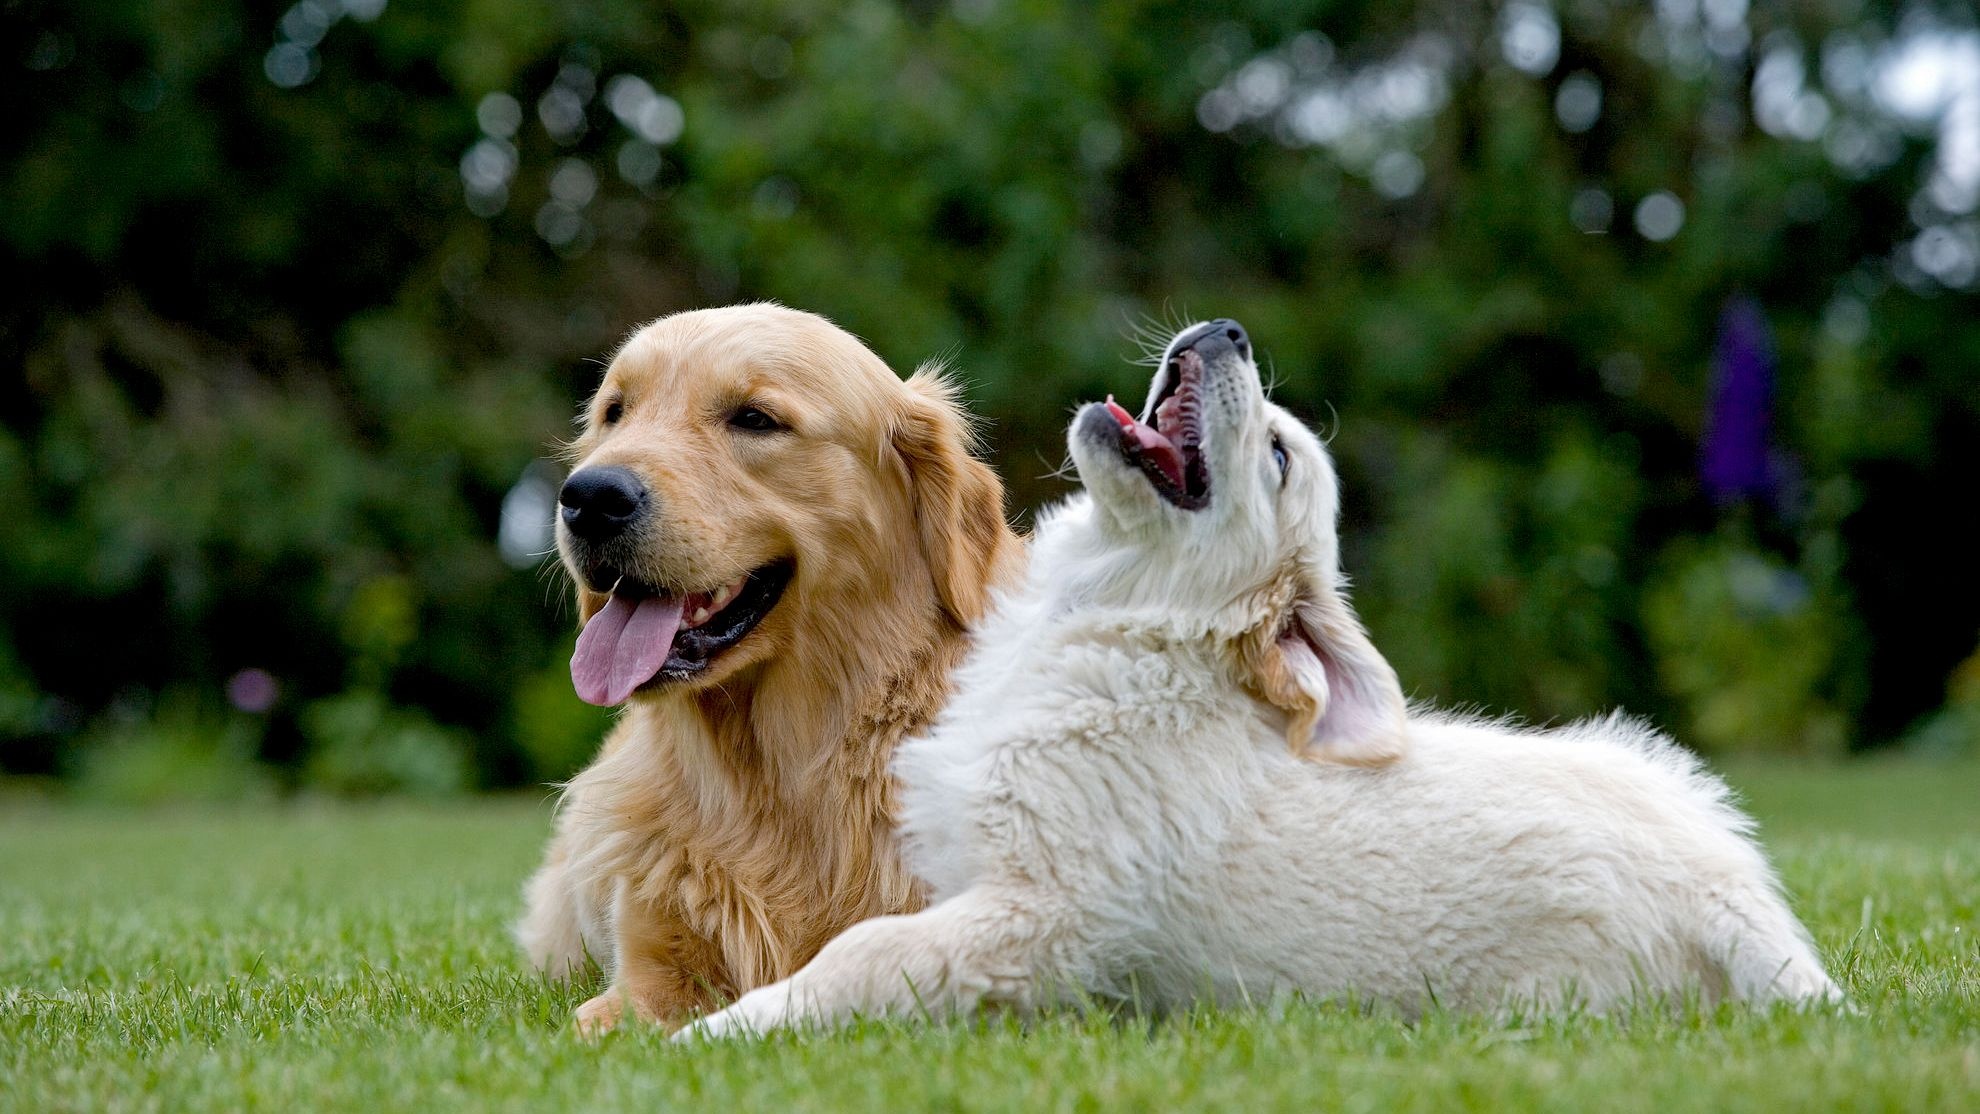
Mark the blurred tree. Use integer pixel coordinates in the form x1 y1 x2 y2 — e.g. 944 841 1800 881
3 0 1975 791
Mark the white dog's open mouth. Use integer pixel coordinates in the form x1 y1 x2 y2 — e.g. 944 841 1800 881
570 560 793 705
1102 347 1210 510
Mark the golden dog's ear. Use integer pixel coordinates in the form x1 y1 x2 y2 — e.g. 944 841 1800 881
1240 589 1408 766
892 366 1013 627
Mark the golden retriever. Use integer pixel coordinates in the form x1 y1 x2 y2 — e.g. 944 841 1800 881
516 303 1022 1034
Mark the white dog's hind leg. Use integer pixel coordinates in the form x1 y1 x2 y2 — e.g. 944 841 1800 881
679 887 1048 1040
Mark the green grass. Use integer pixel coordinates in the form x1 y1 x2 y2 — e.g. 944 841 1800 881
3 759 1977 1113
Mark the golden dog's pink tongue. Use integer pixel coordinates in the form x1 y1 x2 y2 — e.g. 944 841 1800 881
1105 396 1184 489
571 594 684 706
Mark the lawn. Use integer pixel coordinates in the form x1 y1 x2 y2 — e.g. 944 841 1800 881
3 757 1977 1113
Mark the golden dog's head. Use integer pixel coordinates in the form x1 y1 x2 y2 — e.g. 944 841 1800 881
559 304 1009 706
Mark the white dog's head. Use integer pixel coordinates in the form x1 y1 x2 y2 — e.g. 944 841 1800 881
1042 318 1407 765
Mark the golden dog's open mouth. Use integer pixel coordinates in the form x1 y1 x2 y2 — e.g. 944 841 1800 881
1102 346 1210 510
570 560 793 705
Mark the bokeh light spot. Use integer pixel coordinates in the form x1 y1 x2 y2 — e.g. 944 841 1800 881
617 140 663 187
1555 71 1602 133
264 42 316 89
548 159 598 207
477 92 522 139
1500 2 1561 77
1635 191 1686 241
1371 150 1424 199
538 85 587 144
1570 187 1614 233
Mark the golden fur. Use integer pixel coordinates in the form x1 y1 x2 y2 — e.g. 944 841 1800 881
516 304 1022 1033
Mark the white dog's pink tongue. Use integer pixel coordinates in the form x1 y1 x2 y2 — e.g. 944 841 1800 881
1105 396 1184 488
571 594 685 706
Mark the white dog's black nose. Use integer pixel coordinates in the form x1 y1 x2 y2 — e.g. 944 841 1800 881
560 466 647 541
1171 318 1250 362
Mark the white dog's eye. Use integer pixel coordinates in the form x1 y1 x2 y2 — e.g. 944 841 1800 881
1271 435 1289 480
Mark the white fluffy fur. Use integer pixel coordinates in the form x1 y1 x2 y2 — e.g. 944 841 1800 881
680 327 1840 1039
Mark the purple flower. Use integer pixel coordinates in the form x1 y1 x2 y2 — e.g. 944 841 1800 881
226 668 280 714
1700 297 1778 505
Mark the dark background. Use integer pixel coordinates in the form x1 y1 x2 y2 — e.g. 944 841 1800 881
4 0 1976 799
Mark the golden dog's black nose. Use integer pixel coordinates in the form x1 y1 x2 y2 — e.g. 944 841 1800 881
560 466 647 541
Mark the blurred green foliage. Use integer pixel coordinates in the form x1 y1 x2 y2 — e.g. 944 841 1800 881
299 690 469 797
3 0 1976 796
70 692 275 805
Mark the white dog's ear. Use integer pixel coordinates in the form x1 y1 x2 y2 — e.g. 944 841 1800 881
1241 591 1408 766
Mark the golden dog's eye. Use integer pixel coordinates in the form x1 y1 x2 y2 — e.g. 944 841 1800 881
602 400 624 425
729 405 784 433
1272 435 1289 480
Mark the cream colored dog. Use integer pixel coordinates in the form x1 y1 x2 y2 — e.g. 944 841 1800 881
681 318 1839 1039
517 304 1021 1034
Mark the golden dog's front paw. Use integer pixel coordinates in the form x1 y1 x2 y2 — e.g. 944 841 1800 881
573 992 627 1037
574 987 676 1037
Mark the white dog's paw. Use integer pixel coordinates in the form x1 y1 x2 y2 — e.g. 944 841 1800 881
671 1012 728 1043
673 993 779 1043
